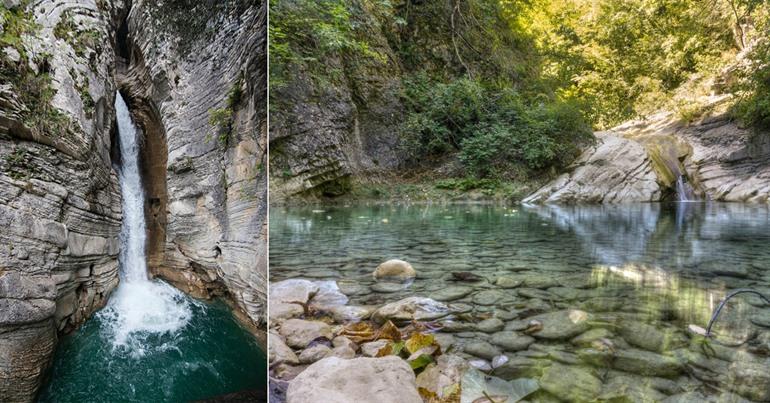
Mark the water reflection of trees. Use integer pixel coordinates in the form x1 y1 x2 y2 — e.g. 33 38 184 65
526 203 770 276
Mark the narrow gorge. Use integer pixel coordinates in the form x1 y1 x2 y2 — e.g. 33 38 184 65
0 0 266 401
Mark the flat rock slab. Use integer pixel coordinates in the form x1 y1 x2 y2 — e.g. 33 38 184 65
750 310 770 328
286 356 422 403
372 297 450 323
581 348 684 378
527 309 591 340
490 331 535 351
463 340 502 360
270 279 319 305
619 321 686 353
472 290 505 305
429 286 473 301
476 318 505 333
539 363 601 402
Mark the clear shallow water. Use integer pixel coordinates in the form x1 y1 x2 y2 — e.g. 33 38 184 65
37 288 267 402
270 203 770 401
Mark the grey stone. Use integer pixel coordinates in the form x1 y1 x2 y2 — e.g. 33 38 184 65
269 332 300 365
286 357 422 403
727 360 770 401
278 319 333 348
298 344 332 364
490 331 535 351
476 318 505 333
539 363 601 403
429 286 473 301
472 290 505 305
527 309 591 340
372 297 450 323
463 341 501 360
361 340 388 357
619 321 687 353
373 259 416 281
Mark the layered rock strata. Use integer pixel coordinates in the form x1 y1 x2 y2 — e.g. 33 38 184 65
1 1 122 400
526 98 770 204
0 0 266 400
120 0 267 331
268 2 401 202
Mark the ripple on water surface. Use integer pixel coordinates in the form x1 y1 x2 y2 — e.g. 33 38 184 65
38 280 266 403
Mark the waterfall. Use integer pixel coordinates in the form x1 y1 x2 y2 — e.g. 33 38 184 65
99 92 195 355
675 175 697 202
115 92 148 283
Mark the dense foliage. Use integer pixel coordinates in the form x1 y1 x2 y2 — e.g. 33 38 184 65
270 0 770 180
734 40 770 130
525 0 739 128
731 5 770 132
401 76 591 177
268 0 389 88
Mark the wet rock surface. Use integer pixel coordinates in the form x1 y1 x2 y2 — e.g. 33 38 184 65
125 0 267 330
527 100 770 204
524 133 661 203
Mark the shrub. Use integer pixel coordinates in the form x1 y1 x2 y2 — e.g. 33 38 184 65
269 0 387 89
732 40 770 132
401 76 592 178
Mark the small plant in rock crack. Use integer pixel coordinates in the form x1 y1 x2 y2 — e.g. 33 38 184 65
207 73 244 147
208 107 233 145
4 148 31 180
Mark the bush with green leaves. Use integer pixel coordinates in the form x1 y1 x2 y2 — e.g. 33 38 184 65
401 76 592 178
733 39 770 132
269 0 387 89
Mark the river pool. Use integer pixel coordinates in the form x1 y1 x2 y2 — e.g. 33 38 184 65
270 203 770 402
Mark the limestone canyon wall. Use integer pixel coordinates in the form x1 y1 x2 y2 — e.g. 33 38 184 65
1 1 122 400
120 0 267 332
268 1 402 201
0 0 266 400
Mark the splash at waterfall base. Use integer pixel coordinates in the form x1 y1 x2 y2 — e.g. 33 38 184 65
38 296 266 402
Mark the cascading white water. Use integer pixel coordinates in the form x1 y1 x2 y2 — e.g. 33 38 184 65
115 91 148 283
675 175 697 202
100 93 196 355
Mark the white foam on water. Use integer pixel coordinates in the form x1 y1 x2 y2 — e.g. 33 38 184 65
99 281 197 355
106 92 195 355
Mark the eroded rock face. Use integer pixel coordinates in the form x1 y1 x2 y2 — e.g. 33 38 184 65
526 99 770 204
524 133 661 204
121 0 267 329
1 0 267 399
268 1 402 202
0 1 122 400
